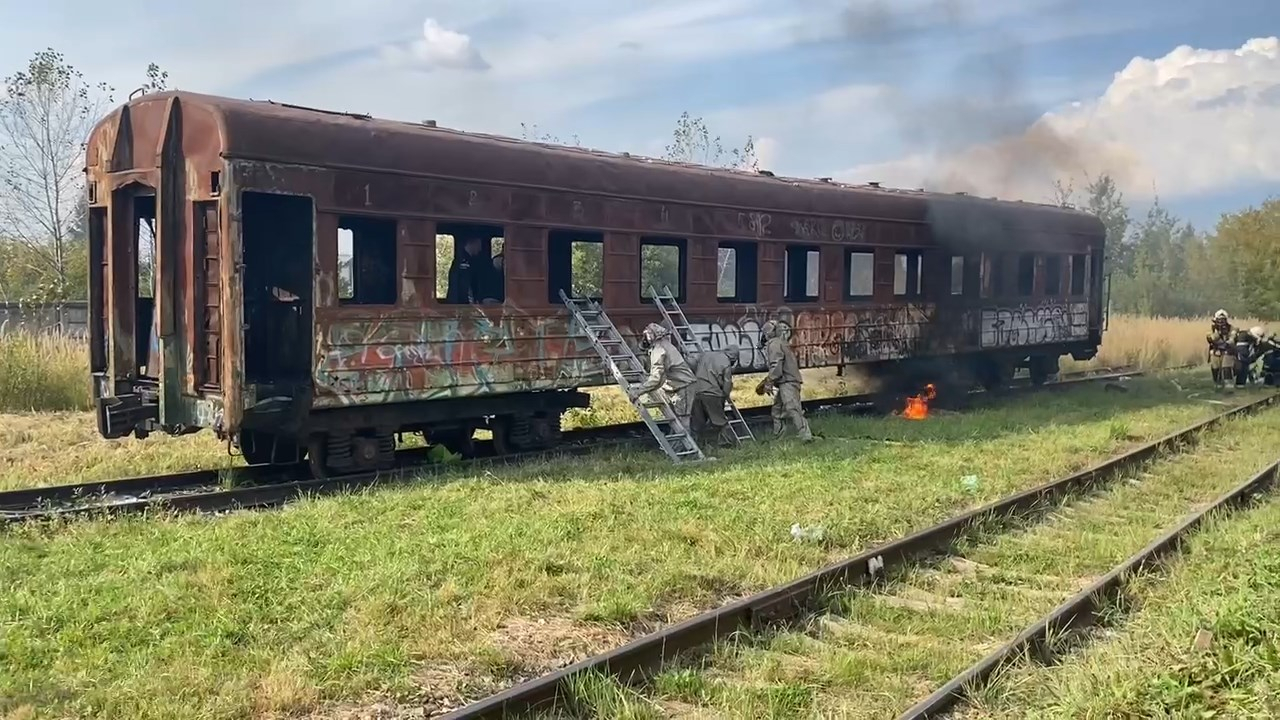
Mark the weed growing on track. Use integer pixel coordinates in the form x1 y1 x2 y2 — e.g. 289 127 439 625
958 482 1280 718
619 405 1280 720
0 372 1270 719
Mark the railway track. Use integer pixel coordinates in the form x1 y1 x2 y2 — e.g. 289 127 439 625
900 454 1280 719
0 365 1155 525
436 389 1278 719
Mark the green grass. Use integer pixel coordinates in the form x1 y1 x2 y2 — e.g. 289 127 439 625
0 367 853 493
959 478 1280 718
0 371 1269 719
621 398 1280 719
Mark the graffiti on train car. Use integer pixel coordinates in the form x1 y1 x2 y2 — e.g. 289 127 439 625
979 302 1089 348
686 304 930 369
313 300 1088 407
314 305 612 406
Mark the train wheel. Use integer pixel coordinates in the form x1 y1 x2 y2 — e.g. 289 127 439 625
238 429 305 466
976 358 1014 393
493 413 562 456
432 427 476 458
307 434 330 479
1028 356 1059 386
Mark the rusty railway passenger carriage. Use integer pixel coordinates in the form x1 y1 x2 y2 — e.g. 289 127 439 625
85 90 1108 476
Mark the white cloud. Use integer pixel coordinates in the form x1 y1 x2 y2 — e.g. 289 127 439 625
380 19 490 72
836 37 1280 201
753 136 780 170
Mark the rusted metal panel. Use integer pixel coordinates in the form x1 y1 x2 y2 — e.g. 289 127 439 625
310 302 947 407
399 219 434 307
182 92 1101 240
220 179 243 432
156 96 187 422
195 202 221 389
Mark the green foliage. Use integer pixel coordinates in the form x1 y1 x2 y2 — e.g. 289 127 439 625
1213 199 1280 320
1060 174 1275 320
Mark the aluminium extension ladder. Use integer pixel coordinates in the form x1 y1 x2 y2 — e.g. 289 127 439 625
559 290 706 463
648 285 755 444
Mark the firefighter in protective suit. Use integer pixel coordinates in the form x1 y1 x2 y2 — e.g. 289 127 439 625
689 344 740 448
1207 309 1234 388
630 322 696 430
1233 324 1260 387
1258 328 1280 387
754 320 815 442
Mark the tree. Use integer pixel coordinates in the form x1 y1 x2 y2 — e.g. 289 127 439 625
1211 198 1280 320
1084 174 1133 277
0 49 166 316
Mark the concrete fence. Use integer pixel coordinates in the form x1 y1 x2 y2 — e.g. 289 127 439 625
0 302 89 337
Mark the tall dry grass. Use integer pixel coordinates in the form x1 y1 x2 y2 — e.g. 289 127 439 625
0 313 1266 414
1063 313 1276 373
0 332 91 412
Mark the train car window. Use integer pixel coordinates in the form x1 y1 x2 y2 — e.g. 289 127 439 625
950 256 965 295
436 223 505 304
784 245 820 302
337 215 397 305
980 252 1005 298
548 230 603 302
1070 253 1086 294
1044 255 1063 295
640 238 686 301
845 250 874 299
717 241 758 303
893 251 923 298
1016 253 1035 296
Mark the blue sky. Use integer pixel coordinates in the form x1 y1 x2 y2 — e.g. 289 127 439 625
3 0 1278 230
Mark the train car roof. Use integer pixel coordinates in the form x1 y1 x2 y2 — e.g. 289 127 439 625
102 90 1106 243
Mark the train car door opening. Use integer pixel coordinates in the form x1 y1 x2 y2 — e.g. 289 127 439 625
241 191 315 393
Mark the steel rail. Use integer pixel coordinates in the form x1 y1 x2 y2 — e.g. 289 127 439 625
0 367 1147 523
897 456 1280 719
436 391 1277 720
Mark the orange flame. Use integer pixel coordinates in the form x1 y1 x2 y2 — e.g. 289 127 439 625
902 383 937 420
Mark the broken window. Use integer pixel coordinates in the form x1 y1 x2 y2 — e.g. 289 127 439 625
894 250 922 298
1044 255 1062 295
548 230 603 302
135 199 156 300
717 241 758 303
1016 253 1035 296
640 238 685 301
337 215 397 306
950 256 965 295
846 250 874 299
436 223 504 304
784 245 820 302
981 253 1006 298
1070 253 1086 294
